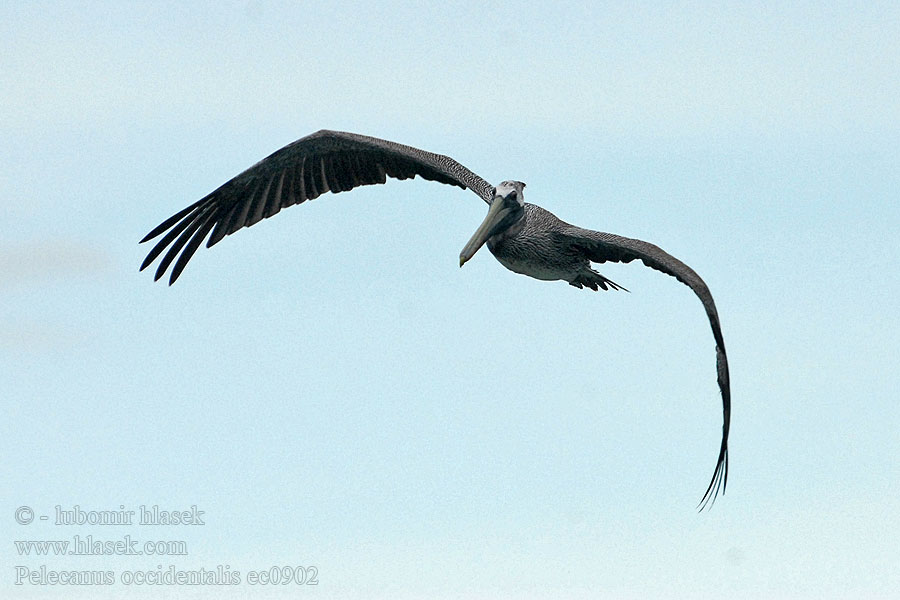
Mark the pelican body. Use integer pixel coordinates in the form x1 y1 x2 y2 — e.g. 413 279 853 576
140 130 730 509
462 182 626 291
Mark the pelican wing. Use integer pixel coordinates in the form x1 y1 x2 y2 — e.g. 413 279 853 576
557 226 730 510
140 130 494 284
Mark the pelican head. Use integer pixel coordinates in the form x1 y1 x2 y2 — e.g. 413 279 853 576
459 181 526 267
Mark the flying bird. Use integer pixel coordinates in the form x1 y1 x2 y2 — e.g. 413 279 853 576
140 130 730 509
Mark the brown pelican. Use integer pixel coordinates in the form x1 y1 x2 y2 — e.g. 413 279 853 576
140 130 730 509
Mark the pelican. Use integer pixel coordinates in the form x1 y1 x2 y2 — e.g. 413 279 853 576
140 130 730 509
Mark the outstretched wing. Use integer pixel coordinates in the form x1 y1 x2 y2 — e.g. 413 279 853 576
140 130 495 284
557 226 730 510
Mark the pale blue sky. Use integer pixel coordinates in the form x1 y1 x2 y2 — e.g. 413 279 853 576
2 1 898 598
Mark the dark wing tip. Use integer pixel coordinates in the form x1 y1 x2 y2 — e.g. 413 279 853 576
138 253 154 273
698 344 731 512
697 441 728 512
139 199 205 244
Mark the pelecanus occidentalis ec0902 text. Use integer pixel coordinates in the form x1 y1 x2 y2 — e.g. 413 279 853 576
140 130 730 510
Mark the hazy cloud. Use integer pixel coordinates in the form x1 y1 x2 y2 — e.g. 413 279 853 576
0 240 110 286
0 319 83 355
